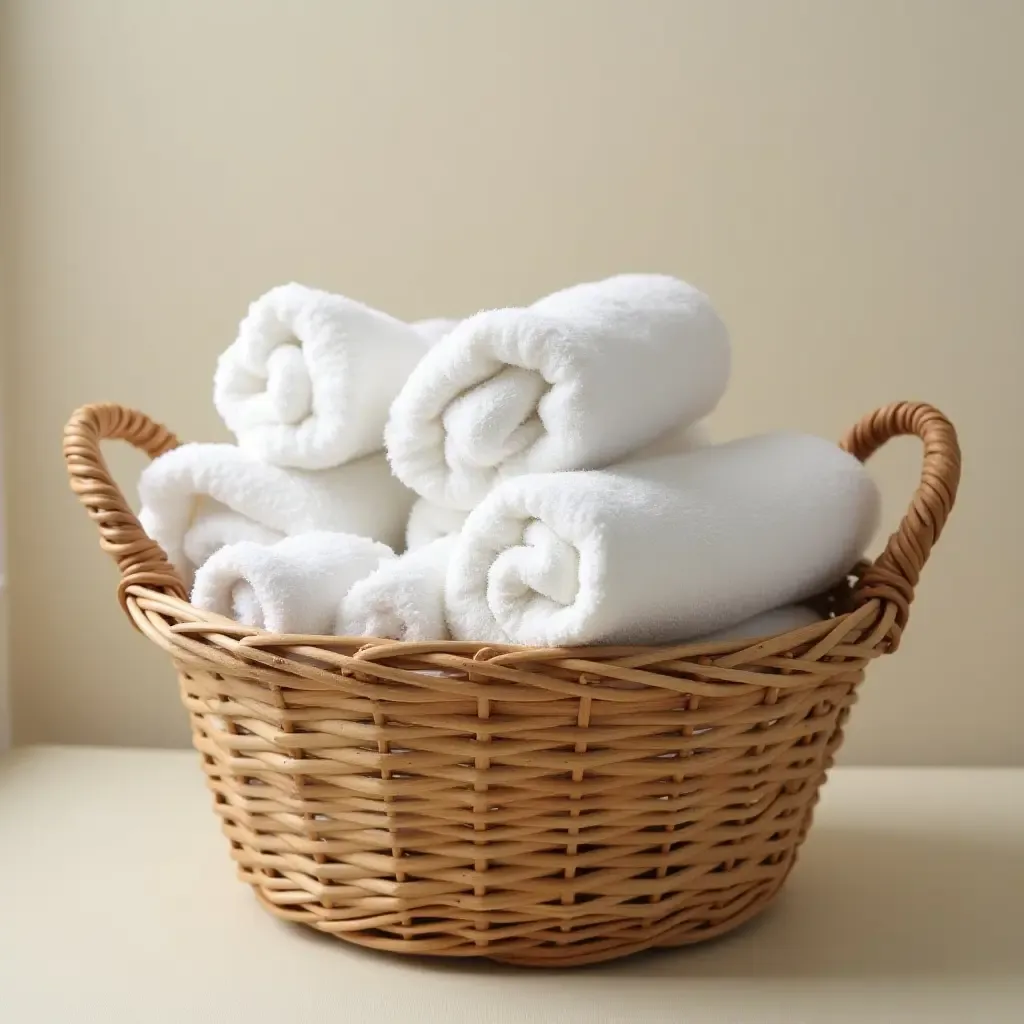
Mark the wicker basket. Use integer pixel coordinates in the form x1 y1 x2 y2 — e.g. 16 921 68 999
63 400 959 967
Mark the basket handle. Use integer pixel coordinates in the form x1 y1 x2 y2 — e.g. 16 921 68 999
841 401 961 642
63 403 189 609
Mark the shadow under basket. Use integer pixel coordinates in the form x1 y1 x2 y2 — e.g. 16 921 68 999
63 400 960 967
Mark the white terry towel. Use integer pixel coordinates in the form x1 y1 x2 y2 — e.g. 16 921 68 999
445 433 880 647
401 420 708 552
180 508 284 572
192 532 394 634
412 317 461 346
214 283 428 469
138 442 413 587
385 273 730 509
624 419 711 463
699 604 822 643
405 497 469 551
337 536 455 641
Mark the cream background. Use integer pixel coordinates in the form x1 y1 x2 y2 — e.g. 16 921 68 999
2 0 1021 762
1 84 9 748
5 750 1023 1020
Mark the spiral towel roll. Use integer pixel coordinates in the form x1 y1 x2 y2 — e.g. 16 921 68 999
138 442 413 587
338 536 455 641
385 274 730 510
445 433 879 646
192 532 394 635
214 283 428 469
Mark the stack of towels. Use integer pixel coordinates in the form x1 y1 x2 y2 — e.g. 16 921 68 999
138 274 880 647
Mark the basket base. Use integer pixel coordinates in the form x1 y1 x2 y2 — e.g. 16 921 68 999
246 863 794 968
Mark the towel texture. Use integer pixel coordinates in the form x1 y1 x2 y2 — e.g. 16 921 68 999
446 433 879 646
180 508 284 572
624 419 711 463
338 536 455 641
192 532 394 634
386 274 730 509
138 442 413 586
401 419 707 552
700 604 822 642
405 498 469 551
412 318 460 346
214 283 427 469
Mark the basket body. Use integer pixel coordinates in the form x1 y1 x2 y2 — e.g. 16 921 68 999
63 400 960 968
174 620 867 967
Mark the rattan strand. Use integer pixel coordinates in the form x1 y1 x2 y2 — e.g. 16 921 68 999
63 401 960 966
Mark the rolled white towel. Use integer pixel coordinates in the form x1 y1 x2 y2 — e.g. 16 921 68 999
699 604 823 643
138 442 413 587
385 274 730 509
405 497 469 551
192 532 394 634
214 283 428 469
401 418 708 553
337 536 455 641
412 317 461 346
180 507 284 570
624 419 711 463
445 433 880 646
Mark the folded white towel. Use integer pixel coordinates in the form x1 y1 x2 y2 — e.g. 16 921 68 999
412 317 461 346
405 497 469 551
624 419 711 463
214 283 428 469
180 507 284 571
337 536 455 641
138 442 413 586
192 532 394 634
400 417 707 553
700 604 822 643
386 274 730 509
445 433 879 646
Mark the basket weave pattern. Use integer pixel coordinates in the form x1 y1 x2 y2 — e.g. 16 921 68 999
64 401 960 966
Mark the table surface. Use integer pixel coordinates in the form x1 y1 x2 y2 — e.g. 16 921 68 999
1 747 1021 1024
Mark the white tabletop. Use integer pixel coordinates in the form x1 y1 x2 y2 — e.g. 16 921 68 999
0 747 1021 1023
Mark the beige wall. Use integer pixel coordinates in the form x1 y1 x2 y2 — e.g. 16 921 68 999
1 34 10 748
3 0 1021 762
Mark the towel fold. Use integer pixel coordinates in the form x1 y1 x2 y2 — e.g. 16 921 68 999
180 507 284 571
412 317 461 346
405 497 469 551
624 419 711 463
337 536 455 641
192 532 394 634
700 604 822 643
138 442 413 586
400 417 707 553
445 433 879 646
386 274 730 509
214 283 428 469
